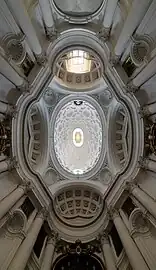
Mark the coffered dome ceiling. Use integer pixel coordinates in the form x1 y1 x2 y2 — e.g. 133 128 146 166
53 0 103 16
51 99 104 176
54 48 102 89
54 187 104 227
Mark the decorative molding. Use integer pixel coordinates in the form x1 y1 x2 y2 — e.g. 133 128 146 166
129 208 150 235
7 209 26 235
37 207 49 220
35 52 47 66
130 35 154 67
2 34 26 65
109 54 120 67
99 167 113 185
54 186 104 228
125 82 139 94
124 181 136 192
108 207 119 219
99 232 109 245
8 156 18 171
138 156 149 170
19 181 31 193
55 239 101 255
48 230 59 244
19 81 30 93
46 26 58 41
139 106 150 118
43 87 58 107
97 27 110 42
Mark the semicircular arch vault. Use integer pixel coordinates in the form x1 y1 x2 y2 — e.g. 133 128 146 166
52 0 104 17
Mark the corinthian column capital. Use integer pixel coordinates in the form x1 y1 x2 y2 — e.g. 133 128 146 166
19 181 31 194
109 207 119 219
37 207 48 220
100 232 109 244
139 106 150 118
138 156 149 169
124 181 137 193
48 231 58 244
36 52 47 66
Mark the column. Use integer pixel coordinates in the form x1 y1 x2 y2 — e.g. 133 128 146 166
0 54 25 87
39 0 54 37
101 235 117 270
142 102 156 116
129 208 156 270
139 157 156 173
132 56 156 87
135 0 156 35
111 209 148 270
0 101 12 115
103 0 118 30
41 235 56 270
9 209 46 270
114 0 151 57
7 0 42 57
127 183 156 220
0 114 5 121
0 184 29 220
0 159 11 173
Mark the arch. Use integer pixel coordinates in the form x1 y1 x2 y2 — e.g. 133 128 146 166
53 185 104 228
53 254 104 270
48 29 106 78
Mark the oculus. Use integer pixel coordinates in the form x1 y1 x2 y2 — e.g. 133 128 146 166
65 50 91 74
73 128 84 147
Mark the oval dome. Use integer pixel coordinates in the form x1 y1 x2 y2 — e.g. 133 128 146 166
50 96 106 179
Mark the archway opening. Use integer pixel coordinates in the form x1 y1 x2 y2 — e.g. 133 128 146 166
53 254 104 270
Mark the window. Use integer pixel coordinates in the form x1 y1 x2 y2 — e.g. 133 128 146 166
21 54 34 76
33 225 47 258
20 197 35 219
53 254 103 270
122 197 136 218
65 50 91 74
122 56 136 77
110 225 123 257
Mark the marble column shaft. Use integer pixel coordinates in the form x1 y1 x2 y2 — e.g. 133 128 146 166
112 210 148 270
41 236 55 270
146 159 156 172
39 0 54 29
102 236 117 270
0 54 25 87
130 184 156 220
114 0 151 57
103 0 118 30
143 102 156 115
0 185 27 220
0 101 12 115
0 159 11 173
132 56 156 87
7 0 42 56
9 210 45 270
